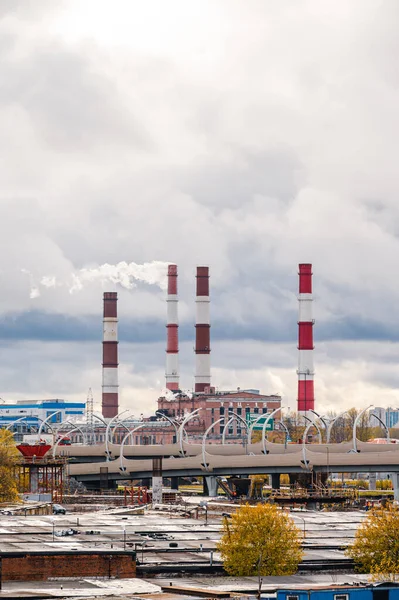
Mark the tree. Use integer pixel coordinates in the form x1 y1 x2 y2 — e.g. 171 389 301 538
217 503 303 576
0 429 20 503
346 505 399 580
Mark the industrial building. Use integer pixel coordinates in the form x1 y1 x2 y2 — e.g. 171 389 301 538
0 399 85 432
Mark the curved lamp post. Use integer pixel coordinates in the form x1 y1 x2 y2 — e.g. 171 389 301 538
119 424 147 472
261 407 282 455
369 413 390 443
247 413 269 445
38 411 62 443
155 411 180 443
179 408 201 456
56 420 88 445
105 410 130 459
352 405 373 453
276 419 290 448
52 427 82 458
222 412 248 445
303 415 322 444
325 410 349 444
6 416 31 433
302 418 318 469
202 417 225 472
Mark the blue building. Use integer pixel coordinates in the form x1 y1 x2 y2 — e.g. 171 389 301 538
0 399 85 438
277 583 399 600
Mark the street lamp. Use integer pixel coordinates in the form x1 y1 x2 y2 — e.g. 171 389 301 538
199 501 208 525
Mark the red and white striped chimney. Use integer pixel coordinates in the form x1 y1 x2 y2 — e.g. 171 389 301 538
166 264 179 391
195 266 211 393
102 292 119 418
297 264 315 419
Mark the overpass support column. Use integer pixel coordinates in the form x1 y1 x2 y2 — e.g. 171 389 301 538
369 473 377 491
152 458 163 506
204 476 218 497
392 473 399 502
170 477 179 490
271 474 281 490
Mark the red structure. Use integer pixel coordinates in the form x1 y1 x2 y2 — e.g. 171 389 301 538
195 266 211 393
15 444 66 501
297 263 315 418
166 265 179 391
16 444 51 459
102 292 119 418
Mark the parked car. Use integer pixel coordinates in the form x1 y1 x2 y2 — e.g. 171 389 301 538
52 504 66 515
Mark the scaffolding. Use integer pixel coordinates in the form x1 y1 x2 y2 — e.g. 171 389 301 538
15 444 68 502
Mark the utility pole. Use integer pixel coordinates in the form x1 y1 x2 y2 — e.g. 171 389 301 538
86 388 95 445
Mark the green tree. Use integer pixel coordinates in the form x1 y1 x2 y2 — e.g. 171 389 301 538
346 505 399 580
0 429 20 503
217 503 303 576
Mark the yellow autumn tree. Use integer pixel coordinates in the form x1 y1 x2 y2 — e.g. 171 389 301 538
0 429 20 503
346 504 399 581
217 503 303 576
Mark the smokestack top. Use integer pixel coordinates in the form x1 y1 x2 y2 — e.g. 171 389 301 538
196 266 209 297
103 292 118 318
299 263 312 294
167 264 178 295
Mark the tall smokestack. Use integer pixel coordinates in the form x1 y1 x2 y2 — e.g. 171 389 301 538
102 292 119 418
166 264 179 391
195 266 211 393
297 264 315 419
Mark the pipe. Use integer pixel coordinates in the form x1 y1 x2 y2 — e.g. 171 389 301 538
166 265 179 391
297 264 315 419
195 266 211 392
102 292 119 418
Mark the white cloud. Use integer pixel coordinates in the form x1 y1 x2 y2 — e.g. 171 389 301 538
0 1 399 413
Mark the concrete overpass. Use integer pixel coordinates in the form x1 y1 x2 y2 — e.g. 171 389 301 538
64 439 399 498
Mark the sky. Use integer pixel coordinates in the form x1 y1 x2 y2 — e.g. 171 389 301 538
1 0 399 416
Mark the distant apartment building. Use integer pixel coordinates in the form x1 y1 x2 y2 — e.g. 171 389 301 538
369 407 399 429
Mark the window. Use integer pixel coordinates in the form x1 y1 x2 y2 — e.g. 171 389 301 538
334 595 349 600
287 595 299 600
237 407 242 416
254 407 259 414
220 406 225 416
262 407 267 413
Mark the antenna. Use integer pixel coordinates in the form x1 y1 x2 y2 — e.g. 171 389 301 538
86 388 95 445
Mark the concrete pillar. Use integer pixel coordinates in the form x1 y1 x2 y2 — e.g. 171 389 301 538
30 468 39 494
152 476 163 505
392 473 399 502
369 473 377 491
271 473 281 490
170 477 179 490
205 476 218 497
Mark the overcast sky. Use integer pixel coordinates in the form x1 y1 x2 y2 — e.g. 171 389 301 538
1 0 399 415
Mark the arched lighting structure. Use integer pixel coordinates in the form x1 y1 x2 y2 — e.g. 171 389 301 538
6 416 30 431
202 417 225 472
275 419 290 445
261 407 282 455
247 413 269 446
155 411 180 443
179 408 201 456
324 410 349 444
111 417 135 444
352 405 373 453
309 410 329 439
302 417 319 469
105 410 131 460
52 427 83 458
369 413 390 443
38 411 62 443
222 412 248 446
119 424 147 472
56 420 88 445
303 415 322 444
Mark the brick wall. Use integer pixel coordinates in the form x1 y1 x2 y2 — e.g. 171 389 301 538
2 552 136 581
